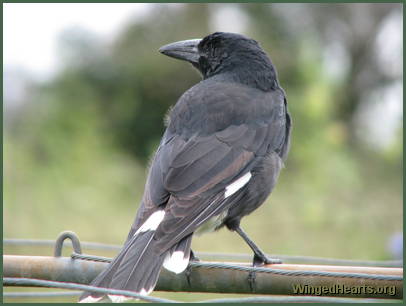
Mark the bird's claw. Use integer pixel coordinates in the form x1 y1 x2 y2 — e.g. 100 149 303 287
253 254 282 266
263 257 282 265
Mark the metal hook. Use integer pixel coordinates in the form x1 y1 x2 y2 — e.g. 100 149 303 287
54 231 82 257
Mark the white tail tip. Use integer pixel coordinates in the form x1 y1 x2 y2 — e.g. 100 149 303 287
163 250 189 274
79 296 103 303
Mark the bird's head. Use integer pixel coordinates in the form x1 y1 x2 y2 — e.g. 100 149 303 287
159 32 278 91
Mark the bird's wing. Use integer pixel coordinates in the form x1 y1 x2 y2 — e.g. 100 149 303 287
154 122 287 252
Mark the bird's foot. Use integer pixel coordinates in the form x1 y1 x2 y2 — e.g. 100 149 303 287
253 253 282 266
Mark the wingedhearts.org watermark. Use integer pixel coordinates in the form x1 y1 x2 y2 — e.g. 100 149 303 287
292 284 396 296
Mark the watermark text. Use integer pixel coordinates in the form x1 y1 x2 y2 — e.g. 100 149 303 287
292 284 396 296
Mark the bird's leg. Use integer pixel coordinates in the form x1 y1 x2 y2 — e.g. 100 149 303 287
235 226 282 266
185 249 199 287
234 226 281 292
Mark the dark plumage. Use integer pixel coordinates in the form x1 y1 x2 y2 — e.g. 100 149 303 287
79 32 291 303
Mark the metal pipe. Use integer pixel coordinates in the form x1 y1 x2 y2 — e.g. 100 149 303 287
4 255 402 299
5 238 402 267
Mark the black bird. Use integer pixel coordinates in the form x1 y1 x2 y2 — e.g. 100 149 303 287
79 32 291 303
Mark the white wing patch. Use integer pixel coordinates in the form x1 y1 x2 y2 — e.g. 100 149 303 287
163 250 189 274
225 172 252 198
134 210 165 236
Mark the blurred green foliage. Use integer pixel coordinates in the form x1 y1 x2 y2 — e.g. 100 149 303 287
4 4 402 302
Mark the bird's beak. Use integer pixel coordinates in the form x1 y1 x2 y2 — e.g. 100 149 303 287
159 39 202 64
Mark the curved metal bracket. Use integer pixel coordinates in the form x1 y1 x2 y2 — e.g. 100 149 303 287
54 231 82 257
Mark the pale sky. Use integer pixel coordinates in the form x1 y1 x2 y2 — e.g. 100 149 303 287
4 3 151 78
4 3 251 80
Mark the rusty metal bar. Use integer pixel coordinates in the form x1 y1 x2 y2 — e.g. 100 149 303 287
4 255 402 299
5 238 402 267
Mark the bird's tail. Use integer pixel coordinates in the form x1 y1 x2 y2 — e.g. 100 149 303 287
79 226 193 303
79 230 165 303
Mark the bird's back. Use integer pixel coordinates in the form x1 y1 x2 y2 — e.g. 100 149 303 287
166 78 287 143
